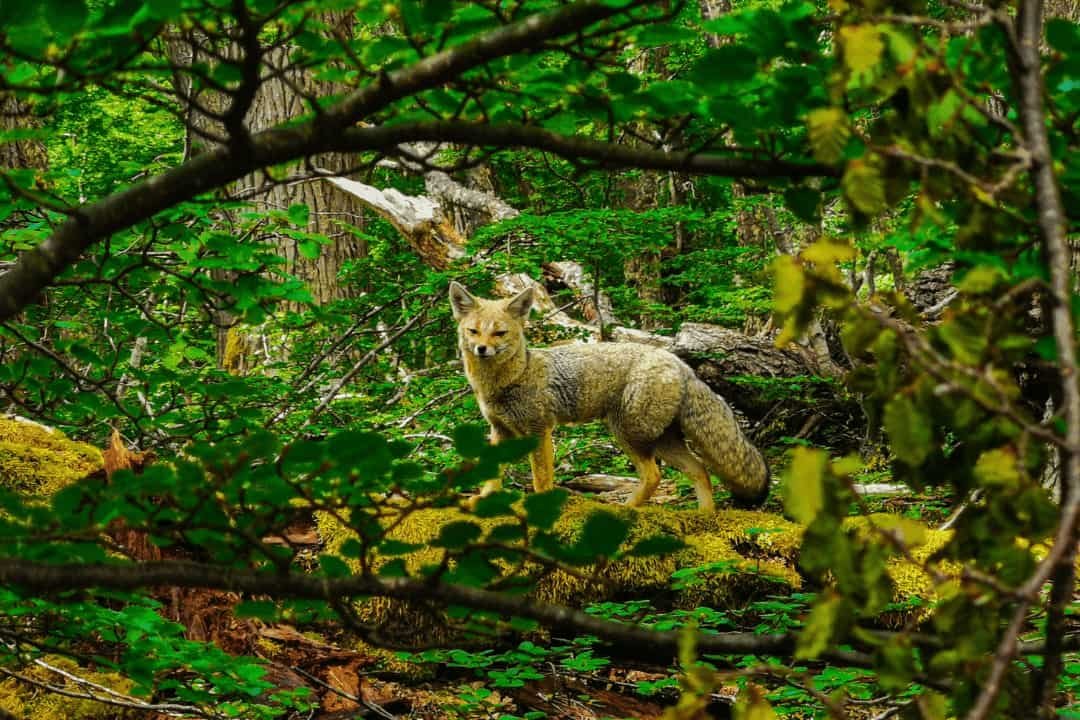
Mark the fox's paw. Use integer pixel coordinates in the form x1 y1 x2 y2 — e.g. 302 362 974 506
462 478 503 511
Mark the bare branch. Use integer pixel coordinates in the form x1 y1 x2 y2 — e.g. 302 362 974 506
966 3 1080 718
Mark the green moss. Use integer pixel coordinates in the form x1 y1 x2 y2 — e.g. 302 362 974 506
222 327 254 375
318 496 981 643
843 514 958 626
675 532 802 610
317 497 806 647
0 417 103 497
0 655 135 720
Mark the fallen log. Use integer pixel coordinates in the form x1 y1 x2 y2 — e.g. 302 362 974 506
563 473 911 499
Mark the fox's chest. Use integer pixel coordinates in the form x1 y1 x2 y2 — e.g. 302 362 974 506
472 382 549 435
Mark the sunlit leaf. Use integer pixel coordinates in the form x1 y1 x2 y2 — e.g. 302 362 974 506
806 107 850 164
883 395 933 466
783 447 827 524
840 24 884 75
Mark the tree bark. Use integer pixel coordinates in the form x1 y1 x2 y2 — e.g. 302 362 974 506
0 96 47 174
229 14 367 305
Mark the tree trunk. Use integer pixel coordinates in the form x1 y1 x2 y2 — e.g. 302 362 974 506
168 13 369 367
229 14 367 306
170 13 369 304
0 96 47 174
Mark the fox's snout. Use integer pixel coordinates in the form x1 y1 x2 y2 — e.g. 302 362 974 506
461 329 513 359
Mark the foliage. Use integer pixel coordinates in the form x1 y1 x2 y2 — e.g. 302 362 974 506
0 0 1077 718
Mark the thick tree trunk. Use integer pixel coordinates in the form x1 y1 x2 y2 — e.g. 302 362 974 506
171 14 367 307
618 170 663 329
168 14 369 368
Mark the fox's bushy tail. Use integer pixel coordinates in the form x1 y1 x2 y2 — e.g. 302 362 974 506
679 377 770 506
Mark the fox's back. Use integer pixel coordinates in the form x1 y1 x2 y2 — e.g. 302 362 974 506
538 342 690 423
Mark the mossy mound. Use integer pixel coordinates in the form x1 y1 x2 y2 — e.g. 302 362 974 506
0 655 135 719
317 495 978 647
0 416 103 497
842 514 958 627
317 496 805 646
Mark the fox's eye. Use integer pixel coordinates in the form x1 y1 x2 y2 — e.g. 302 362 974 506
493 330 507 337
467 328 479 335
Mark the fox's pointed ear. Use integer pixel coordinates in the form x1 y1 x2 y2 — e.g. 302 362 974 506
449 281 476 319
505 286 534 320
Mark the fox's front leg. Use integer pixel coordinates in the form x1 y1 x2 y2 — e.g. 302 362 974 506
529 427 555 493
477 423 509 497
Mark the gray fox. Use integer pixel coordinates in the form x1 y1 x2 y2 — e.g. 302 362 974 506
449 282 770 510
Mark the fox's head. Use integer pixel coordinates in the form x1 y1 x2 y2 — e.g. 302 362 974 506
448 282 533 361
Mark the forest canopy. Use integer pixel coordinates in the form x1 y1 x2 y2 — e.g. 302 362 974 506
0 0 1078 718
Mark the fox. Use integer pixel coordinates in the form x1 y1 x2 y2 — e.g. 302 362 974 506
448 281 770 510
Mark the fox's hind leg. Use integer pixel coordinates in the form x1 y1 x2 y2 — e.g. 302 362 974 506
656 432 714 512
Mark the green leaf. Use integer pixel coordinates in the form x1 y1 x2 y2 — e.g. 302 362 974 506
783 187 821 223
453 424 488 458
487 522 525 543
796 593 844 659
883 395 933 466
339 539 364 558
927 89 964 139
937 316 986 364
689 46 759 92
471 490 518 518
840 24 884 75
772 255 805 314
956 265 1006 294
319 555 352 578
843 161 887 214
974 447 1022 488
524 488 569 530
806 107 850 164
1035 336 1059 361
234 601 278 621
577 510 629 559
782 447 827 524
146 0 183 20
635 24 697 47
628 534 684 557
420 0 451 24
487 435 537 463
287 204 310 227
434 520 483 550
380 539 424 556
1047 18 1080 54
47 0 88 40
448 552 497 587
378 558 408 578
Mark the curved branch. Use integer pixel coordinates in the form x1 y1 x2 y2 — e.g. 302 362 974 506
0 1 835 324
0 556 830 663
0 1 641 322
966 4 1080 719
338 121 833 179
